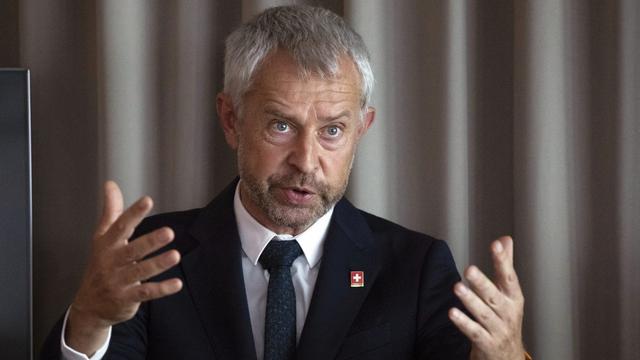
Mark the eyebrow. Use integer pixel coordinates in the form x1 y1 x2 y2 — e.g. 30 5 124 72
264 108 352 123
264 108 294 121
320 110 352 122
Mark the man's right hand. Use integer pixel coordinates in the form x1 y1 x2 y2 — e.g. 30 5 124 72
65 181 183 356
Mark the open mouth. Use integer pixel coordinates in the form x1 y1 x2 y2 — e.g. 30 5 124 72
278 186 316 204
291 187 314 196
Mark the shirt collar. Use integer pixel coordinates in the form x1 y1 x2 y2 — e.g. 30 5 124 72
233 181 333 269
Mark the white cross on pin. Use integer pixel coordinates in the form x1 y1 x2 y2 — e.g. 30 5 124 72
350 271 364 287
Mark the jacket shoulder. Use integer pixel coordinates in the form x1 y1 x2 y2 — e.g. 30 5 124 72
356 209 441 246
134 208 202 235
351 207 459 269
133 179 238 238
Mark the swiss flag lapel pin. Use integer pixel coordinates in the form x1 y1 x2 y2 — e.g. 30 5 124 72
350 271 364 287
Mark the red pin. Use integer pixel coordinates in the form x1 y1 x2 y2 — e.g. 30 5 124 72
350 271 364 287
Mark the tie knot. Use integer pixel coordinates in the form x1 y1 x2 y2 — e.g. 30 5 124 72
259 240 302 270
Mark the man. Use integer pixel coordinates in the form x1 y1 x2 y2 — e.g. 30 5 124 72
42 5 527 359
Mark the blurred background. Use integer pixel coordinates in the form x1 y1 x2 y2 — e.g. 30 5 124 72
1 0 638 358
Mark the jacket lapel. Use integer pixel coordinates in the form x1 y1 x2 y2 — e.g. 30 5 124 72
296 198 382 360
180 180 258 360
177 182 381 360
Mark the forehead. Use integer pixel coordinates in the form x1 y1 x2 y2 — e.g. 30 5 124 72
245 51 362 109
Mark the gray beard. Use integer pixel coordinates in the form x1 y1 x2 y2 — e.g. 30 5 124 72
240 170 346 231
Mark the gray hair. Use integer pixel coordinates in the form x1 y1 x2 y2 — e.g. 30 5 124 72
223 5 374 116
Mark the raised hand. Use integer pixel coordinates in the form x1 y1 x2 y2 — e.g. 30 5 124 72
65 181 183 355
448 236 526 360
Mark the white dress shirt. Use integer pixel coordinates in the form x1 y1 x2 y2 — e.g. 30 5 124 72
61 182 333 360
235 182 333 360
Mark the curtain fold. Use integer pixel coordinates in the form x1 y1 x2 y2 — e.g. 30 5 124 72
514 1 575 357
2 0 637 358
619 3 640 360
98 0 158 202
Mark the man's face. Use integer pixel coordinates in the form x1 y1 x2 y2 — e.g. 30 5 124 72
217 51 374 235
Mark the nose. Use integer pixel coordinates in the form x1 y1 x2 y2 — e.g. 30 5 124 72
287 131 319 174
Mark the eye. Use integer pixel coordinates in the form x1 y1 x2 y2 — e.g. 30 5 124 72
324 125 342 138
273 120 290 133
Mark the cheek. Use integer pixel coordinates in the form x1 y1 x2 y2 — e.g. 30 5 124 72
239 137 288 176
321 146 357 180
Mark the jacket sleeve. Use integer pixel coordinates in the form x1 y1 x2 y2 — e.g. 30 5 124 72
101 303 148 359
39 314 64 360
414 239 471 359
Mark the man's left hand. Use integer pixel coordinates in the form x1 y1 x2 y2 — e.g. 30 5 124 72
448 236 526 360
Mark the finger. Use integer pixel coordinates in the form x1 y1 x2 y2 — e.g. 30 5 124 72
96 181 124 236
113 227 175 266
118 249 181 285
491 236 523 299
453 281 503 334
124 278 183 303
103 195 154 246
464 265 506 313
448 307 491 349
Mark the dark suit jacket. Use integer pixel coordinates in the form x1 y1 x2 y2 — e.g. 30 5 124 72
42 180 471 359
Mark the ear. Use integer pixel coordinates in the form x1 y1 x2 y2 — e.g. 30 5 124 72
357 106 376 139
216 93 239 149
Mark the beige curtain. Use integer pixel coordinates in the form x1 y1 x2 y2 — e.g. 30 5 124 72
2 0 638 358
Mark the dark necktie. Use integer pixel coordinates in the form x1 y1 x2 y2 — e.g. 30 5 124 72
259 239 303 360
